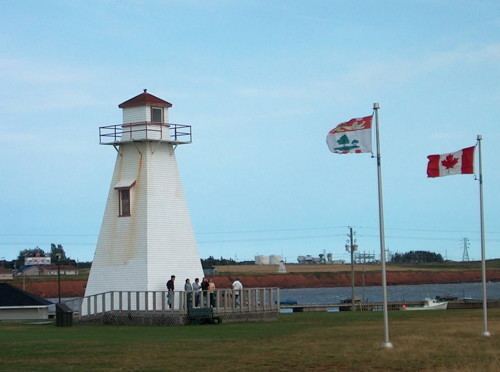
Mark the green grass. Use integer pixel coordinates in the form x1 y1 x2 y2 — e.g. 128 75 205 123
390 259 500 270
1 309 500 371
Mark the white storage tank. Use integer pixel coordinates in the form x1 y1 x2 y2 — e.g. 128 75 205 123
256 255 278 265
255 255 266 265
269 255 282 265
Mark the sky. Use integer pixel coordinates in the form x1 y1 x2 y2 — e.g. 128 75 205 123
1 0 500 263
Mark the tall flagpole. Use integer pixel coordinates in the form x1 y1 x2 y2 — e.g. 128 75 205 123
373 103 393 349
477 134 490 337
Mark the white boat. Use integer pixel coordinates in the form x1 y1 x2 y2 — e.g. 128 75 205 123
401 298 448 311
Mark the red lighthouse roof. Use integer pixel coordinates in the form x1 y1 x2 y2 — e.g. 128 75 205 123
118 89 173 109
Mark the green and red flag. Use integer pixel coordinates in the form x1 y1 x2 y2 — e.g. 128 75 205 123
326 115 372 154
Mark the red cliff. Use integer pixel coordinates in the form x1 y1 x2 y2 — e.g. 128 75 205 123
13 269 499 297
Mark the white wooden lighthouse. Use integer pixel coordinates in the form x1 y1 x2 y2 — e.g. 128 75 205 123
85 90 203 298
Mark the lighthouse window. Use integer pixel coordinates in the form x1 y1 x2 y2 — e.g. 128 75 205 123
118 189 131 217
151 107 163 123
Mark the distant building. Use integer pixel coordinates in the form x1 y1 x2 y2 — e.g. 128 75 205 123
255 255 282 265
40 265 78 276
18 264 78 277
25 257 51 266
0 267 13 280
255 255 270 265
297 253 335 264
18 266 41 277
269 255 281 265
297 255 320 264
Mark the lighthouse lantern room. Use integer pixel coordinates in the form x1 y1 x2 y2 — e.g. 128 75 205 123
85 90 203 301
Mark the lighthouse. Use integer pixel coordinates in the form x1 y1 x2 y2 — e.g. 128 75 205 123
85 90 203 299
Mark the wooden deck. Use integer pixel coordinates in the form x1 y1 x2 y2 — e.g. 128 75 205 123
78 288 279 325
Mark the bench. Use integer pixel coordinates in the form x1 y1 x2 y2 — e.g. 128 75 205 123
187 307 221 325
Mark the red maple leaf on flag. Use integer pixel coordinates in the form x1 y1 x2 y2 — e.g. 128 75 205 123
441 154 458 169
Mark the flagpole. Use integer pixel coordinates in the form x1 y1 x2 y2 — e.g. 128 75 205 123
477 134 490 337
373 102 393 349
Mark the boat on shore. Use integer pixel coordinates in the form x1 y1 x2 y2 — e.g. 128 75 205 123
401 298 448 311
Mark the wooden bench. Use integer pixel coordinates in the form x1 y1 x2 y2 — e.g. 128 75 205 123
187 307 221 325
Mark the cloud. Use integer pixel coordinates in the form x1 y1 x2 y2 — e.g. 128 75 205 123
0 56 112 112
0 57 92 85
0 132 37 143
336 43 500 88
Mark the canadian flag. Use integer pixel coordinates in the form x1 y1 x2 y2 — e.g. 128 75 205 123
427 146 475 178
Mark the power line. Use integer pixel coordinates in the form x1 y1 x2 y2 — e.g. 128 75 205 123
0 242 96 246
358 226 500 235
3 224 500 237
198 233 347 244
2 225 500 247
358 234 500 242
2 235 500 246
196 226 347 235
0 233 97 237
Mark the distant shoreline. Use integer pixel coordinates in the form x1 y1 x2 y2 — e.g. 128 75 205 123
8 267 500 298
213 269 500 289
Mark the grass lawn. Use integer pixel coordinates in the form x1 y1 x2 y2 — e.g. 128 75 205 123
1 309 499 371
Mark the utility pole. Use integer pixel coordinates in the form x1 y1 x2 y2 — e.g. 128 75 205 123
56 253 62 304
345 227 358 311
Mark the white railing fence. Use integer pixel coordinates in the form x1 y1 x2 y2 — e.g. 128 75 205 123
80 288 279 317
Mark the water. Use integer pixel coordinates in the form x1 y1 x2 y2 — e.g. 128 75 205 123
280 282 500 305
47 297 82 313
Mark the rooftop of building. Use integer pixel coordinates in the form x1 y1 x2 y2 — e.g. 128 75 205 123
118 89 172 109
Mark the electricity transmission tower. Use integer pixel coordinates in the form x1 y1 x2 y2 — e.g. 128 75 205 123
462 238 470 262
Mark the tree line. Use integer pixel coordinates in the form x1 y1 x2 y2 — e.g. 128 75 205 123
201 256 254 268
390 250 444 264
1 244 84 269
1 247 446 270
0 248 249 270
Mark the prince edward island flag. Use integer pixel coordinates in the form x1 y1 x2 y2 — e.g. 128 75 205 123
326 115 373 154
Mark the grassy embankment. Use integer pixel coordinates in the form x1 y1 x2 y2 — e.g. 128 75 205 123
215 259 500 275
1 309 499 371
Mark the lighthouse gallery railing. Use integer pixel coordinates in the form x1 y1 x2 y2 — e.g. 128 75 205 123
99 121 192 145
80 288 280 317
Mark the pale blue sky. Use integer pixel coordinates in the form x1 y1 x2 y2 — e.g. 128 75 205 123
1 0 500 262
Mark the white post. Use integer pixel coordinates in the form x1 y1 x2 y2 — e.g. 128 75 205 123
477 135 490 337
373 103 393 349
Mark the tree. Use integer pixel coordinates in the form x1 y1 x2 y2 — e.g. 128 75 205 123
50 243 67 262
15 247 46 267
390 250 443 264
337 134 350 146
201 256 252 268
15 244 72 268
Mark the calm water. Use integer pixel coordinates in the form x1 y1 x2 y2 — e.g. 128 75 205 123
280 282 500 304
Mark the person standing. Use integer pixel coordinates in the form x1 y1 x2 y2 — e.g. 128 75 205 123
232 278 243 307
201 277 209 306
184 278 193 309
166 275 175 309
208 278 216 307
192 278 201 307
